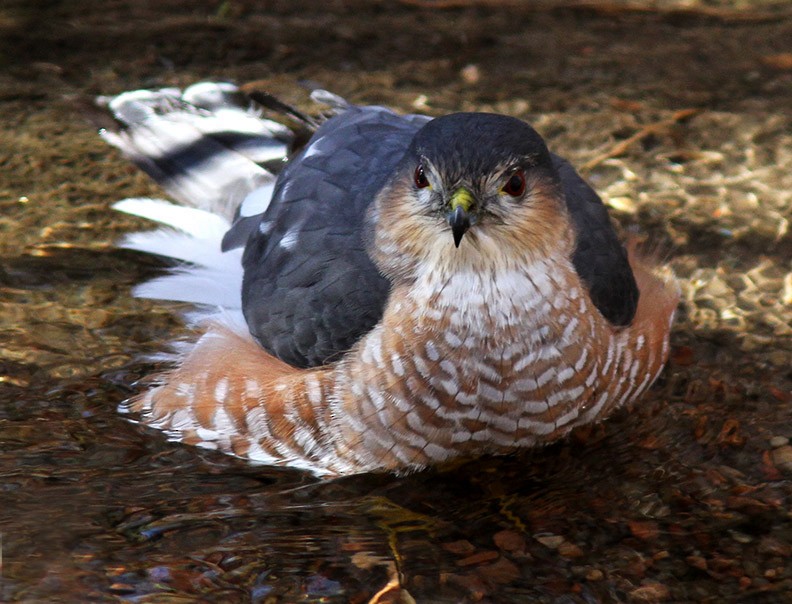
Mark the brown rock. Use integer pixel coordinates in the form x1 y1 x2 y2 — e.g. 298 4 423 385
709 556 738 572
758 536 792 557
558 541 584 558
726 495 770 514
586 569 604 581
769 387 792 404
671 346 695 366
535 534 564 549
629 582 670 602
762 450 783 480
456 550 500 567
460 64 481 85
476 556 520 585
628 520 660 541
442 540 476 555
686 555 708 570
761 53 792 69
108 583 135 594
771 445 792 474
624 555 649 578
441 572 489 600
493 530 526 553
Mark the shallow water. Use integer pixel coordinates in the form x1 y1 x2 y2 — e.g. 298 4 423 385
1 1 791 602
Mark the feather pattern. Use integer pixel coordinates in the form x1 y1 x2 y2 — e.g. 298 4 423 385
100 82 289 220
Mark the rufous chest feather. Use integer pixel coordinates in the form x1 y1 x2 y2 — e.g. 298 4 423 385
327 253 634 471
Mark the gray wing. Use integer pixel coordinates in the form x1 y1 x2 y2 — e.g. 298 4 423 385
232 107 428 368
553 155 639 326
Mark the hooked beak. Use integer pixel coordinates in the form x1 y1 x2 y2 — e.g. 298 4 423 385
447 187 475 248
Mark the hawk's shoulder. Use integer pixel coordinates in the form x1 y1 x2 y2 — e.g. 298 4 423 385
553 154 639 326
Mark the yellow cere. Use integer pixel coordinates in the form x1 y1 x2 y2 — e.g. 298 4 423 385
449 187 475 213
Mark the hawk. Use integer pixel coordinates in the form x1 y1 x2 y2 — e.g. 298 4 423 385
99 82 678 477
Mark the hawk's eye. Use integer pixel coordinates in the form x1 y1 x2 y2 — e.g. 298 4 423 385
414 165 430 189
502 170 526 197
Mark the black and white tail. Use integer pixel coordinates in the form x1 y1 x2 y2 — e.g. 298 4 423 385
99 82 293 314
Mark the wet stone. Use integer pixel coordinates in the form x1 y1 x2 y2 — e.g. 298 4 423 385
456 550 500 567
628 520 660 541
535 534 565 549
557 541 584 559
730 530 754 544
585 568 604 581
758 536 792 557
686 555 708 570
771 445 792 474
442 540 476 556
475 556 520 585
628 582 671 602
108 583 136 594
492 530 526 553
441 572 489 599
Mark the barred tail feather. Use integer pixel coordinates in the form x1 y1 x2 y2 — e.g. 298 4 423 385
103 83 292 313
99 82 290 220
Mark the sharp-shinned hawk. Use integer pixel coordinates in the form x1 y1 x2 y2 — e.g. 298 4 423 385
99 82 679 477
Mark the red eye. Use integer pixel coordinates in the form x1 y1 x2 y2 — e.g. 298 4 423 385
502 170 526 197
414 165 430 189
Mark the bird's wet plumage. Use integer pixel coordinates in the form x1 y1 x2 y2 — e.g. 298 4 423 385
102 83 678 477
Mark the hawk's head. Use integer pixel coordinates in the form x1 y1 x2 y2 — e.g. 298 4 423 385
370 113 573 281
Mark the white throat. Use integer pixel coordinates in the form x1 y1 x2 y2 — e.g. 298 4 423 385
407 247 577 333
